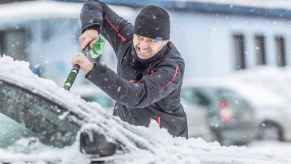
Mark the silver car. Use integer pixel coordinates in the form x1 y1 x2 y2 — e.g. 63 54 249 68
182 79 257 145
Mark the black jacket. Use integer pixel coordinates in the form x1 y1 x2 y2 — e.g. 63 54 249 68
81 0 188 138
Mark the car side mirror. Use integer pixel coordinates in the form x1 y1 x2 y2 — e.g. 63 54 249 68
79 129 117 157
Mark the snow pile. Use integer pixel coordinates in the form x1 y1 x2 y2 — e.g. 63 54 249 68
1 56 291 164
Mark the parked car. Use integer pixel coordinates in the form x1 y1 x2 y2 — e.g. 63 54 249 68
182 79 257 145
225 68 291 142
255 103 291 141
241 88 291 142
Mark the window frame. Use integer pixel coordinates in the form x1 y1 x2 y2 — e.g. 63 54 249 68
275 36 287 67
254 34 267 65
233 33 247 70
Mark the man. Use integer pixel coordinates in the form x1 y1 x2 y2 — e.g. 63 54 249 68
72 0 188 138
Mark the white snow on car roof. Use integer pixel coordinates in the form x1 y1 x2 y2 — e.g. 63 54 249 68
0 56 99 116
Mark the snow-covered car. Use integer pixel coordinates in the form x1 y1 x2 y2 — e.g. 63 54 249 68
0 57 175 163
1 57 291 164
182 79 258 145
226 67 291 142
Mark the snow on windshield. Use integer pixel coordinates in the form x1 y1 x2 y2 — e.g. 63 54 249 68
0 56 291 164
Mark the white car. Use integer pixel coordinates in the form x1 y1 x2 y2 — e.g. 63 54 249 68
183 78 291 143
254 103 291 141
226 67 291 141
182 78 263 145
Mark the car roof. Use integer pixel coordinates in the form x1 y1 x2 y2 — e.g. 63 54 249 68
183 78 287 107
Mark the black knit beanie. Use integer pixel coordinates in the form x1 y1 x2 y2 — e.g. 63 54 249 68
134 5 170 40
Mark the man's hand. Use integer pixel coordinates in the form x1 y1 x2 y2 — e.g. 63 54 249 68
79 29 100 49
72 54 94 74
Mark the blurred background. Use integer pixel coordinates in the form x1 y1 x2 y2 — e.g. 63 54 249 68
1 0 291 146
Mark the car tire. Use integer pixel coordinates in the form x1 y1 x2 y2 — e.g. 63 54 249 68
257 121 284 141
210 128 226 145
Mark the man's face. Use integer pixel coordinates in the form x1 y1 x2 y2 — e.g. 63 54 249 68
133 34 168 59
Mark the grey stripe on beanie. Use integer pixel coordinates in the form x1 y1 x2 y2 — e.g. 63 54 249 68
134 5 170 40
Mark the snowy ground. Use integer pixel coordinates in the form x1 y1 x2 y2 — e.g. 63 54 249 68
1 139 291 164
0 56 291 164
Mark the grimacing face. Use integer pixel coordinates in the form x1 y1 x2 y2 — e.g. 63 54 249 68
133 34 168 60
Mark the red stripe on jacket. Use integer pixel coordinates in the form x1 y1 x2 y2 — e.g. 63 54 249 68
104 17 127 42
156 115 161 127
161 65 180 90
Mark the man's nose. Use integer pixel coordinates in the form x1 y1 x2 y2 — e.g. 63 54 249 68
139 40 150 49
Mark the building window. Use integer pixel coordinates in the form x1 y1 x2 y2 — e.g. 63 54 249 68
275 36 287 67
233 34 246 70
0 29 27 61
255 35 266 65
0 32 3 56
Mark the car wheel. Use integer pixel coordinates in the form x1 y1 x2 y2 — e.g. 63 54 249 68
257 122 284 141
210 128 226 145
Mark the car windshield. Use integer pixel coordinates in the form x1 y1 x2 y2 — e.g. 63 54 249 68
0 80 80 150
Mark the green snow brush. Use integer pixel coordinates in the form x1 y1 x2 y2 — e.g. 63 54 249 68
64 37 105 91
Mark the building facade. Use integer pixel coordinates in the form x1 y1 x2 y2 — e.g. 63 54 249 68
1 0 291 80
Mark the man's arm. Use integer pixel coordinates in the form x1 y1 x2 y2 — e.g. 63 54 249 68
81 0 133 53
85 61 184 108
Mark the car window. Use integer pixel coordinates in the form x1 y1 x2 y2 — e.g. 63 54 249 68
182 88 210 107
0 112 33 148
83 95 114 109
181 88 194 104
0 80 80 148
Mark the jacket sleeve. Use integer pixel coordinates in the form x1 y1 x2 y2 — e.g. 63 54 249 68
85 61 183 109
81 0 133 53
